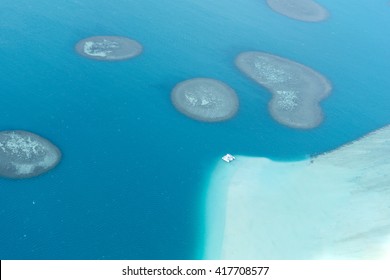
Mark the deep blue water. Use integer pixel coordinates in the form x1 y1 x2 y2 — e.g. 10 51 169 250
0 0 389 259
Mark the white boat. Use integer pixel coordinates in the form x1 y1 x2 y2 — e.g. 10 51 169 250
222 154 235 163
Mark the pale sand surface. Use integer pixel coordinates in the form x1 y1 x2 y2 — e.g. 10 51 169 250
204 125 390 259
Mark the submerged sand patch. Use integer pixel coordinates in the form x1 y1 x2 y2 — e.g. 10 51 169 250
0 131 61 179
75 36 143 61
236 51 331 129
204 125 390 259
171 78 239 122
266 0 330 22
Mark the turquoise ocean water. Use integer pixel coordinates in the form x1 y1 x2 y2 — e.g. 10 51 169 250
0 0 389 259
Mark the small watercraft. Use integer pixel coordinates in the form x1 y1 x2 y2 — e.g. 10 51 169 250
222 154 235 163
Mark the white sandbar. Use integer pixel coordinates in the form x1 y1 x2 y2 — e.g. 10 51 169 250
204 125 390 259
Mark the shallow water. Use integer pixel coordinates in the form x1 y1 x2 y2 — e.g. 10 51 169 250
0 0 389 259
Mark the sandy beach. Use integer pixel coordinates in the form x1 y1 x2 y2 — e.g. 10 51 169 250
204 125 390 259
